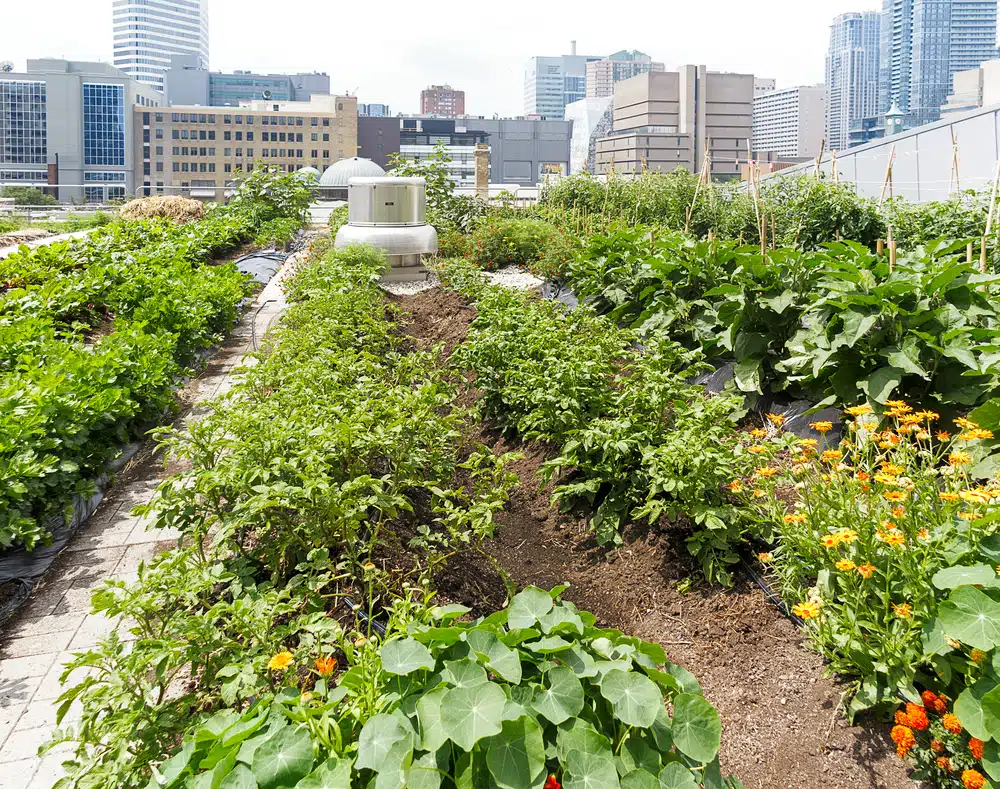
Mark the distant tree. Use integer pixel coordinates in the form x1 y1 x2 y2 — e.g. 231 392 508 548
1 186 58 206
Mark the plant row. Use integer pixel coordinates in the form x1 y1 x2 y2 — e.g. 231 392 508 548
48 242 737 789
0 167 311 552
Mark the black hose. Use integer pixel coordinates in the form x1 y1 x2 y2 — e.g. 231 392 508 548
341 594 387 637
739 551 804 627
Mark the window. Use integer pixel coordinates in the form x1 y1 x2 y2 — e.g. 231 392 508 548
156 161 163 172
200 147 207 156
311 149 318 158
208 131 215 140
208 147 215 156
199 130 207 140
208 163 215 173
262 149 269 157
235 115 243 124
155 128 163 139
155 145 163 155
279 116 286 126
224 114 232 124
296 149 303 158
199 113 206 123
311 117 318 126
224 131 231 140
247 148 253 157
225 163 232 173
323 133 329 142
180 113 189 122
208 114 215 123
246 116 254 125
323 118 330 126
323 150 329 158
236 131 242 141
0 81 47 166
296 117 303 126
172 129 179 140
172 112 180 122
279 132 286 142
173 146 179 155
224 147 232 156
155 112 163 122
83 83 126 166
181 146 188 155
271 148 278 157
337 103 343 111
262 116 270 125
235 148 242 157
247 131 254 141
173 162 179 172
199 162 207 172
311 133 318 141
296 133 302 143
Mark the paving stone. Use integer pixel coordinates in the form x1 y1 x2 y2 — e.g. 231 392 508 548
54 547 127 588
0 632 75 661
15 584 72 621
114 543 166 578
31 652 92 704
0 725 55 763
0 759 37 789
125 523 182 545
26 748 72 789
7 614 85 642
13 700 70 732
67 614 120 651
63 524 134 552
0 704 26 750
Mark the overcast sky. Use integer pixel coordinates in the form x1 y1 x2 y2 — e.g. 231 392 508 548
3 0 889 115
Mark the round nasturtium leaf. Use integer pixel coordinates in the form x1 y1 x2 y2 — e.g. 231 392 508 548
250 724 314 789
599 669 663 728
657 762 698 789
295 757 352 789
556 717 613 765
442 658 488 688
218 765 257 789
937 586 1000 651
440 682 507 751
486 716 546 789
565 749 621 789
381 637 436 676
508 587 554 629
466 629 523 684
356 713 412 771
670 694 722 764
531 667 585 724
620 769 659 789
416 687 449 751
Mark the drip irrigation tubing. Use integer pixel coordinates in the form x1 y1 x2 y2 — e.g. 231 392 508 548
341 594 388 637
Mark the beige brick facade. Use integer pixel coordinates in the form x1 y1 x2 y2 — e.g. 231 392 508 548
134 95 358 198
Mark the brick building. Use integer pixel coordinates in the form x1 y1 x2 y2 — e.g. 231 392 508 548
419 85 465 118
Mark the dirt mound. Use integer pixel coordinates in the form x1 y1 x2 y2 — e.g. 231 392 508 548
119 196 205 223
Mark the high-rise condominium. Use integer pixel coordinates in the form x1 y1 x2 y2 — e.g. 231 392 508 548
113 0 210 92
880 0 998 127
825 11 881 151
585 51 665 99
524 43 601 120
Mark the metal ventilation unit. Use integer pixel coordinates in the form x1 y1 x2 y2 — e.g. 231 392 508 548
334 176 438 282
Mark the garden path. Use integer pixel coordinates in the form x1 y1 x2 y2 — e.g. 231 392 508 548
0 230 95 260
0 252 299 789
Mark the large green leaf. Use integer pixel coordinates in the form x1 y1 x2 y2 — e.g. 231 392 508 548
250 725 314 789
539 606 585 637
562 645 598 678
508 588 554 629
407 749 446 789
979 682 1000 741
932 565 997 590
882 341 928 379
441 682 507 751
621 771 659 789
982 738 1000 782
356 713 412 772
374 739 413 789
443 658 488 688
556 718 613 764
531 667 585 724
937 586 1000 650
834 311 877 350
294 758 351 789
486 716 546 789
671 694 722 763
466 630 523 684
863 366 903 404
219 765 258 789
565 750 621 789
955 679 993 740
657 763 698 789
599 670 662 728
416 686 449 752
733 357 762 394
381 637 435 676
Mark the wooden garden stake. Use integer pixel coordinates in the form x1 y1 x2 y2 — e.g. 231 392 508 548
950 130 960 194
877 239 884 255
981 160 1000 273
832 150 839 183
968 242 975 265
878 144 896 209
771 215 777 251
813 139 826 178
888 226 896 272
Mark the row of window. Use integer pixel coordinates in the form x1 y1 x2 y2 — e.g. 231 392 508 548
151 112 339 127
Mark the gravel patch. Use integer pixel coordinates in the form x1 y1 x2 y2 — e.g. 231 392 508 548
381 266 545 297
381 274 440 296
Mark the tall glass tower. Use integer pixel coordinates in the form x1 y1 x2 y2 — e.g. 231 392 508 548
880 0 998 127
112 0 210 92
826 11 882 151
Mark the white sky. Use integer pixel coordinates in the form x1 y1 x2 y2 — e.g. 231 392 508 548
3 0 886 115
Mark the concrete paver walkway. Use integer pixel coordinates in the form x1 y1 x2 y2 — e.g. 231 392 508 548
0 251 299 789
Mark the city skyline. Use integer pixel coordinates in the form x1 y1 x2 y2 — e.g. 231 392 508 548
0 0 949 118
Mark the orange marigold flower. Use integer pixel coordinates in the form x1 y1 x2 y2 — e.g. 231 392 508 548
917 528 930 541
938 431 952 441
875 473 902 487
949 452 973 466
958 512 979 521
798 438 819 449
314 656 336 676
895 709 909 726
938 757 952 772
784 513 807 524
881 463 906 475
811 421 834 433
821 449 843 463
944 714 963 735
728 480 744 492
755 467 778 478
894 603 914 619
922 690 939 709
858 563 877 579
267 651 294 671
881 519 898 531
856 470 871 481
836 528 858 544
883 491 907 502
961 489 994 504
932 739 946 753
748 445 766 454
970 737 986 760
749 428 768 439
879 531 906 547
940 492 961 502
891 506 905 518
758 552 773 563
766 413 785 427
905 702 928 730
963 769 986 789
886 399 910 409
955 417 980 430
821 534 839 548
845 404 874 416
972 649 988 664
917 410 941 422
892 725 916 758
792 600 822 619
931 694 948 713
836 559 857 571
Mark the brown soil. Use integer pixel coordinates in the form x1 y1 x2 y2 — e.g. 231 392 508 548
393 287 919 789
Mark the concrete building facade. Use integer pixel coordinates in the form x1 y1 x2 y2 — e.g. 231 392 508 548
585 51 665 99
420 85 465 118
524 48 601 120
359 103 390 117
942 57 1000 113
752 84 827 159
754 77 777 96
595 67 754 181
133 94 357 199
357 114 400 169
113 0 209 92
464 117 573 184
826 11 882 151
164 55 330 106
0 59 161 202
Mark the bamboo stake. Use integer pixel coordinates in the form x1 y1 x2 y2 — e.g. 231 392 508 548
771 215 777 251
968 242 975 265
888 226 896 272
832 150 839 183
878 145 896 209
981 159 1000 273
951 129 961 194
876 239 884 256
813 139 826 178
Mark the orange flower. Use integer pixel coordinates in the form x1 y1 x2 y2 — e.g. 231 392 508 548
891 725 916 758
883 491 907 502
886 399 910 409
749 428 768 439
894 603 914 619
267 651 294 671
961 429 994 441
881 520 898 531
958 512 979 521
836 528 858 544
949 452 972 466
922 690 939 710
940 492 961 502
766 413 785 427
545 776 561 789
858 563 877 579
917 528 930 541
932 739 946 753
961 489 994 504
944 714 963 735
755 467 778 478
748 445 766 454
811 421 834 433
784 513 807 524
821 449 843 463
836 559 857 571
972 649 988 664
955 417 980 430
856 470 871 482
753 489 767 498
314 656 336 676
937 431 952 441
798 438 819 450
962 769 986 789
881 463 906 475
845 404 873 416
792 600 822 619
891 506 906 518
758 552 773 563
821 534 839 548
728 480 744 493
937 757 952 772
905 702 928 730
970 737 985 760
879 531 906 547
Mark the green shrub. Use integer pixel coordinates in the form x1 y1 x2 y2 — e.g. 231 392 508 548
254 216 300 247
1 185 59 206
467 218 561 270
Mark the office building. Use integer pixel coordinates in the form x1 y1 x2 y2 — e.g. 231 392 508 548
879 0 998 129
113 0 209 92
164 56 330 106
595 66 754 180
420 85 465 118
826 11 881 150
585 51 665 99
134 94 357 199
0 59 160 202
357 115 400 168
753 84 827 159
359 103 390 117
524 43 601 120
566 96 614 174
398 118 486 186
942 57 1000 112
755 77 777 96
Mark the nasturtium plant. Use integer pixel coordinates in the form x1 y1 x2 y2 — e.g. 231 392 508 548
156 588 739 789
